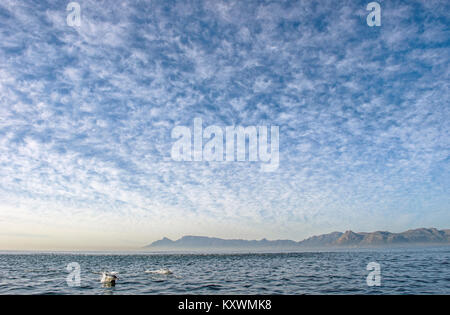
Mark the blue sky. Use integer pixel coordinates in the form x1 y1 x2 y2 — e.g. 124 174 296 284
0 0 448 250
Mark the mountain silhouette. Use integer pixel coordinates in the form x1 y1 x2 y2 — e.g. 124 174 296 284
145 228 450 250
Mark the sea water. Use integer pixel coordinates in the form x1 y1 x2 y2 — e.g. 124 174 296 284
0 246 448 295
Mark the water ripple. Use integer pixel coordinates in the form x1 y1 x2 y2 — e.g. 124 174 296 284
0 247 449 294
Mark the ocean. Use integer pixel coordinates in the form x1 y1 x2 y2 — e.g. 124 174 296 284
0 247 449 295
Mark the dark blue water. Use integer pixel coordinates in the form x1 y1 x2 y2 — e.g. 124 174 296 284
0 247 449 294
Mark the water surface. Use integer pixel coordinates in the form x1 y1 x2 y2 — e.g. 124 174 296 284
0 247 449 294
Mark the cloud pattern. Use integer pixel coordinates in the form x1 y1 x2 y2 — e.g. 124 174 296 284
0 0 448 248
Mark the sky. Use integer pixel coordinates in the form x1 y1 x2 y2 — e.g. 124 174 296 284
0 0 448 250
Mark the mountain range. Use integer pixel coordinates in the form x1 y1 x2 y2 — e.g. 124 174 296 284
145 228 450 250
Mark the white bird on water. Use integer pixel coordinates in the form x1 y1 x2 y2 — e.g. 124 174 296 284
100 272 119 286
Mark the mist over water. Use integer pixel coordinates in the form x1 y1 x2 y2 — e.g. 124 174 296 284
0 247 449 295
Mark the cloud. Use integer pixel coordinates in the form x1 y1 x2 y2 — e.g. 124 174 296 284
0 0 448 249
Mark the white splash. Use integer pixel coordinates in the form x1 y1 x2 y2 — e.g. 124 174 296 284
145 268 173 275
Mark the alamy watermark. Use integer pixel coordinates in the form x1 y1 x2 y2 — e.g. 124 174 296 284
366 2 381 27
170 118 279 172
66 2 81 27
366 262 381 286
66 262 81 287
64 2 379 29
63 261 381 288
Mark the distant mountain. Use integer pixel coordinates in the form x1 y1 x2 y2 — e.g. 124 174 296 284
299 228 450 247
145 235 299 250
144 228 450 250
296 231 343 247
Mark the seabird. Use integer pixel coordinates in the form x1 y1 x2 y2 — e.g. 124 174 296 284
101 272 119 286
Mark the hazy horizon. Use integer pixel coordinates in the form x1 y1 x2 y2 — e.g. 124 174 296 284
2 226 450 251
0 0 449 251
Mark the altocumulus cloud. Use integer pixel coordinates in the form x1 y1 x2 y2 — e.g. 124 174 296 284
0 0 448 248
